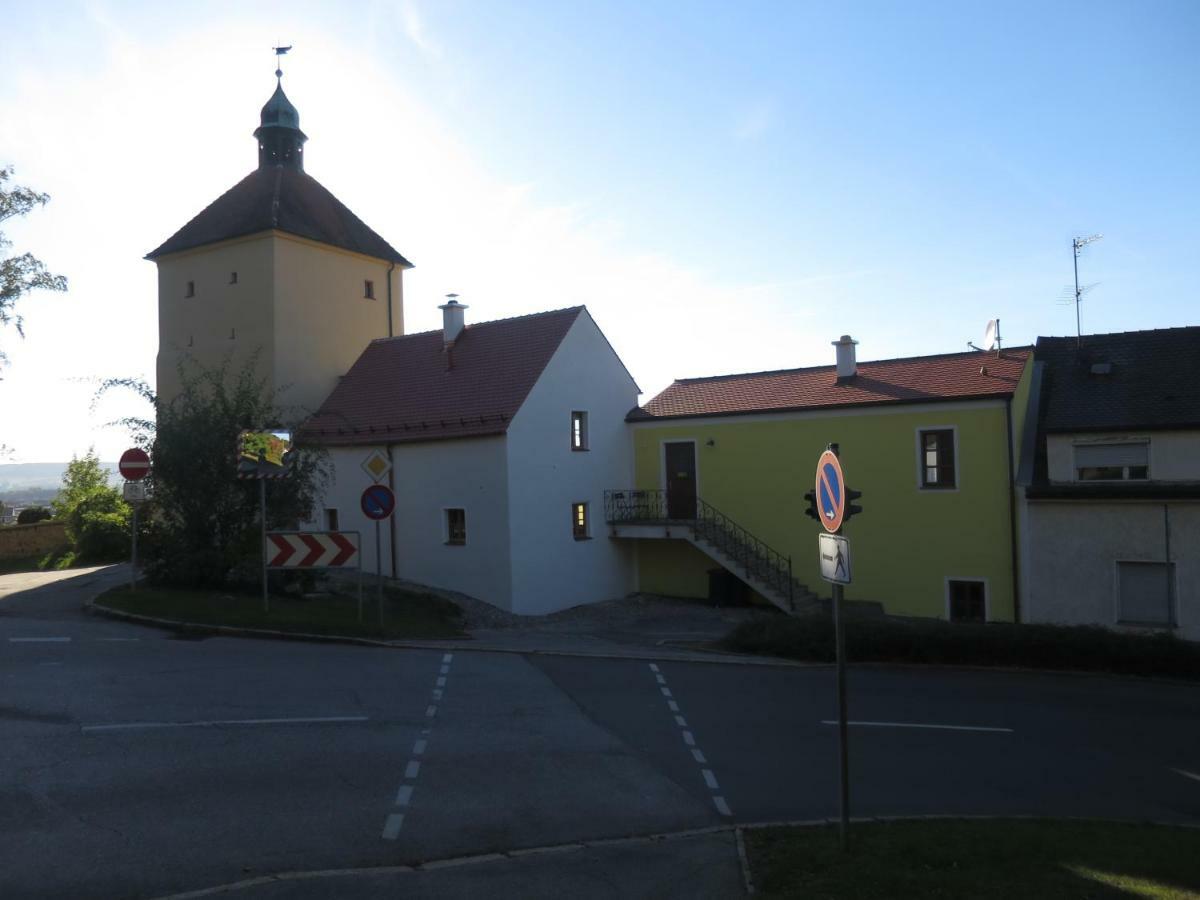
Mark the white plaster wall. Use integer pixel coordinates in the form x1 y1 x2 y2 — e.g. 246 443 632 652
505 311 638 614
307 438 513 611
1047 431 1200 483
1024 500 1200 640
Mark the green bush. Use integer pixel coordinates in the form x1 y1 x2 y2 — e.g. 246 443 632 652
721 614 1200 680
16 506 52 524
75 508 130 562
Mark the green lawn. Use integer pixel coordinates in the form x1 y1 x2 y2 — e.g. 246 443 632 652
96 583 467 640
745 819 1200 899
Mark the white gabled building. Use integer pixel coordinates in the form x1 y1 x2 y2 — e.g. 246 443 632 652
299 302 640 615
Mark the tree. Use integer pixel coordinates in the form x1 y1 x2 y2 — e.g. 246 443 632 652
16 506 52 525
96 355 329 588
1 165 68 363
51 450 130 562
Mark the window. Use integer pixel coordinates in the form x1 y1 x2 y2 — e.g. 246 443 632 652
948 580 985 623
919 429 956 489
445 508 466 545
1075 442 1149 482
364 279 375 300
572 502 589 540
229 271 238 285
324 508 339 531
185 280 195 298
1118 562 1174 625
571 411 589 451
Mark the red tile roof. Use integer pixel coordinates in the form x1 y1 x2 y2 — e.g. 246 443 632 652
635 348 1032 420
299 307 584 446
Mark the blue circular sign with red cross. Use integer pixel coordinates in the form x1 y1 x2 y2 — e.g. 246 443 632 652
360 484 395 521
815 449 846 534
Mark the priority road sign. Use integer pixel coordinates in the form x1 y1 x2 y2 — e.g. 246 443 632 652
266 532 359 568
815 448 846 533
361 484 396 521
119 448 151 481
361 449 392 483
818 533 851 584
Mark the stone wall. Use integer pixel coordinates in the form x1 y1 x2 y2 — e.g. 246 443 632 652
0 521 69 559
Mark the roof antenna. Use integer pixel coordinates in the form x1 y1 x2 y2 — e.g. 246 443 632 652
1070 234 1102 347
272 43 292 82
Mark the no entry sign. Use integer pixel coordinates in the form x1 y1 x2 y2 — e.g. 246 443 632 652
119 448 151 481
361 484 396 521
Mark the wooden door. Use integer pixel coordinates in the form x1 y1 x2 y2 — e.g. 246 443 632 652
665 441 697 519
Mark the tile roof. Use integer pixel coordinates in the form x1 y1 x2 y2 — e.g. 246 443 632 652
146 167 411 265
298 307 585 446
634 348 1032 421
1035 326 1200 432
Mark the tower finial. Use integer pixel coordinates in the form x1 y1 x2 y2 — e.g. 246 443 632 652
272 44 292 82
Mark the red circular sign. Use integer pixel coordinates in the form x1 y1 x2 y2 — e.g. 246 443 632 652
815 449 846 534
119 448 151 481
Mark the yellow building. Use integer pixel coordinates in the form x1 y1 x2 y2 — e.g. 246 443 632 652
147 72 412 412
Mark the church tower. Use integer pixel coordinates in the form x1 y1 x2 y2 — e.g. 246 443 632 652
148 63 411 414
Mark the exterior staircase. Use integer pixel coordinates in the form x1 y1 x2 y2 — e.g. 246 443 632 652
604 489 822 616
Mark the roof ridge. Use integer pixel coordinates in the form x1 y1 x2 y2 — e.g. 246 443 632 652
670 345 1033 386
1037 324 1200 343
370 305 585 344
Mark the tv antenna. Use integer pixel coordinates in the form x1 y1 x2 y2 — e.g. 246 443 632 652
1070 234 1103 346
967 318 1002 354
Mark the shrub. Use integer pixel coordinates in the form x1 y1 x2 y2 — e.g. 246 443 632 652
16 506 52 524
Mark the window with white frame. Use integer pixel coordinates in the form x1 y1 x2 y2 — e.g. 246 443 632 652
445 508 466 545
1117 561 1173 625
919 429 956 489
1075 442 1149 482
571 411 589 451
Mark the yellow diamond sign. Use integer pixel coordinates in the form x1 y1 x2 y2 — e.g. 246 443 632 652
361 449 392 483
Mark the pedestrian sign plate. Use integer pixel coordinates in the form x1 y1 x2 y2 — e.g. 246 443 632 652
815 449 846 533
818 533 851 584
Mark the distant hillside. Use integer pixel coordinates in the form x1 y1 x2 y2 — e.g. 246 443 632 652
0 462 121 494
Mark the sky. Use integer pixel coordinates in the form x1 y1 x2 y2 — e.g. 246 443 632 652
1 0 1197 464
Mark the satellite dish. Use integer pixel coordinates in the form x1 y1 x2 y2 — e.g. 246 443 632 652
983 319 1000 351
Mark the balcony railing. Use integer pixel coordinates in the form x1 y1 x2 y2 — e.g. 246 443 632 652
604 489 796 608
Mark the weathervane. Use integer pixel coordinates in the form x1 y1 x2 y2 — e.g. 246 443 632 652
272 44 293 82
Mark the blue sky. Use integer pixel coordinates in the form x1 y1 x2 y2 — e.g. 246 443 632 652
1 1 1197 462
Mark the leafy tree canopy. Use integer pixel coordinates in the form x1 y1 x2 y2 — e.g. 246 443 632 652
1 165 68 363
51 450 130 562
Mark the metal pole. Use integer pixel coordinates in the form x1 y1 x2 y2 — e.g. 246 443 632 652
130 505 138 591
375 520 383 607
1073 238 1081 347
833 579 850 851
260 479 269 613
357 558 364 624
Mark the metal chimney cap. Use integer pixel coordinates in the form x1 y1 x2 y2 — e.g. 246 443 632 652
832 335 858 345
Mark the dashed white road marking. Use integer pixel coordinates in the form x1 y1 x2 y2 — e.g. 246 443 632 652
655 674 667 684
648 663 660 673
395 785 413 807
405 760 421 779
382 813 405 840
412 739 427 756
648 663 732 819
682 731 696 746
821 720 1013 734
436 676 446 687
1173 768 1200 784
660 687 672 698
667 700 680 713
82 716 368 733
425 705 437 718
97 637 141 642
674 715 688 728
691 749 707 764
713 796 732 817
9 637 71 643
701 769 720 790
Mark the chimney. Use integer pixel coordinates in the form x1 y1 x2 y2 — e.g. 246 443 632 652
439 294 467 346
833 334 858 381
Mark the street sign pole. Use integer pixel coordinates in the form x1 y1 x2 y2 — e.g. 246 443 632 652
375 519 383 608
130 505 138 591
260 480 269 613
833 576 850 850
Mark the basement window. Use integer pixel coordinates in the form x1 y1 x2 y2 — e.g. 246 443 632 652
364 279 375 300
948 579 986 623
572 502 590 540
445 508 466 546
571 411 589 451
185 280 195 298
1075 442 1149 482
919 429 957 489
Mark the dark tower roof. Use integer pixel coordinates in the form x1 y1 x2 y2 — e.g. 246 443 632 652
146 76 410 265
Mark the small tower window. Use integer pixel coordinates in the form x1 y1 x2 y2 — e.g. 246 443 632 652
364 280 375 300
185 280 195 298
229 271 238 285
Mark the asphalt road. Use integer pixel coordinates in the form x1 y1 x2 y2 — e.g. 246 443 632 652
1 567 1197 898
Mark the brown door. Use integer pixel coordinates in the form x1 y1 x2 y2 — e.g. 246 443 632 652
665 441 697 519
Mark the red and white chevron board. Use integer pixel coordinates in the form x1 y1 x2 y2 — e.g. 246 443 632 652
266 532 359 568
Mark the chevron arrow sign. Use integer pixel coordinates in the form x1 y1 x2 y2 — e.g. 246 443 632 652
266 532 359 569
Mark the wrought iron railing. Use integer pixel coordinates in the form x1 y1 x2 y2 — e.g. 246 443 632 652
604 489 799 608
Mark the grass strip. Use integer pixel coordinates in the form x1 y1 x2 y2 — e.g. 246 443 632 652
746 819 1200 899
721 614 1200 680
97 584 466 640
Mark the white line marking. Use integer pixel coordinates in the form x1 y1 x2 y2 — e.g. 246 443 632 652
382 813 405 840
442 653 453 663
713 796 732 817
655 674 667 685
81 716 368 733
682 731 695 746
425 705 437 718
405 760 421 779
820 720 1013 733
648 663 660 673
432 689 443 701
702 769 720 790
97 637 141 642
38 661 62 666
395 785 413 806
660 687 672 698
1173 768 1200 784
9 637 71 643
413 739 427 756
674 715 688 728
436 676 446 687
691 748 707 764
667 700 680 712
